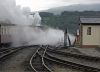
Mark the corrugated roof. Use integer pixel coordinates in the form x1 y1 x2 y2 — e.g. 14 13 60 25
80 17 100 23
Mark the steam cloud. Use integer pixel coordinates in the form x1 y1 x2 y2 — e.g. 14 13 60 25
0 0 75 47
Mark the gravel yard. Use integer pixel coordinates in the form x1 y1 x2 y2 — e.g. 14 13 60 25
48 63 82 72
56 46 100 57
0 46 38 72
71 47 100 57
57 48 84 55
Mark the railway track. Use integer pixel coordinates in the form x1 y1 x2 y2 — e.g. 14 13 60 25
0 45 35 59
45 52 100 72
46 46 100 72
0 45 39 72
30 45 53 72
0 47 21 59
47 47 100 62
30 46 100 72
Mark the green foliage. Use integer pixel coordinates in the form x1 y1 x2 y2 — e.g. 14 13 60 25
43 17 50 21
42 17 50 24
75 42 80 46
39 12 54 17
41 11 100 34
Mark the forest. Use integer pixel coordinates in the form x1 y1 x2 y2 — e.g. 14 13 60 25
39 11 100 34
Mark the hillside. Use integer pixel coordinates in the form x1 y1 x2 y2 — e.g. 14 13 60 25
40 11 100 34
40 4 100 15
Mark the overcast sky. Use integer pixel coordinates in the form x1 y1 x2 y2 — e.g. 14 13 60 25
16 0 100 11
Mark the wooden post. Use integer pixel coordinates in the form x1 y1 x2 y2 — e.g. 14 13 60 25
64 28 67 47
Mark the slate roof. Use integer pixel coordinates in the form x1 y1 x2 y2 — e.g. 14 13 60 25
80 17 100 24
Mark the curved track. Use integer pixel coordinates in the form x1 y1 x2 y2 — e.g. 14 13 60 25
44 46 100 72
30 45 100 72
30 45 53 72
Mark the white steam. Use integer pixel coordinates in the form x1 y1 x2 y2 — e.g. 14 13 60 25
0 0 75 47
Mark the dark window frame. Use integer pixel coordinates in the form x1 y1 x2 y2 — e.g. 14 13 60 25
87 27 91 35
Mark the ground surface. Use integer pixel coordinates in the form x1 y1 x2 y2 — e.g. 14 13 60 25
49 63 82 72
0 46 38 72
72 47 100 57
1 46 99 72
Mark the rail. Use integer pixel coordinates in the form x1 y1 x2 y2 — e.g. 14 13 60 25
45 52 100 72
30 45 53 72
29 46 41 72
47 47 100 62
42 46 53 72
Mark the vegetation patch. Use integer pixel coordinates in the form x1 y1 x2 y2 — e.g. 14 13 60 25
39 11 100 34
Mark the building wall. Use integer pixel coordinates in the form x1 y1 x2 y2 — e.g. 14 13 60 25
82 25 100 46
79 23 82 46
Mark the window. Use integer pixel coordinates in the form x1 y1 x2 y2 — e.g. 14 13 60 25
87 27 91 35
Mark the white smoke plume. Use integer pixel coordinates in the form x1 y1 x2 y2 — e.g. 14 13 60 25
33 12 41 25
22 7 31 18
0 0 75 47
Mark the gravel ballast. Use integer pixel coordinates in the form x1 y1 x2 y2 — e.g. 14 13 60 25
71 47 100 57
0 46 38 72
